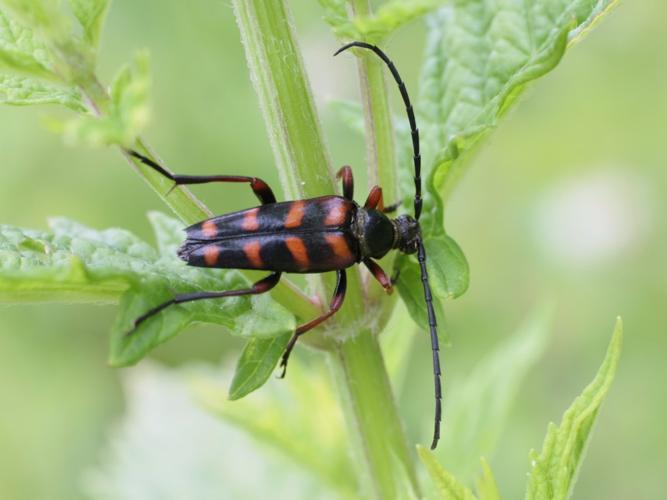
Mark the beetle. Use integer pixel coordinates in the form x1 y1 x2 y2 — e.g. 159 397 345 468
126 42 442 449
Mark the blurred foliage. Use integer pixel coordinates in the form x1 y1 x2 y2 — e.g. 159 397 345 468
0 0 663 499
525 320 623 500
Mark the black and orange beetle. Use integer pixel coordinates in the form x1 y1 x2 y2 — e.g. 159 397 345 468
126 42 442 449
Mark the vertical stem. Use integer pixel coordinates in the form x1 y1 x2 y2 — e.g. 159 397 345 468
334 331 420 499
232 1 418 497
348 0 399 306
232 0 335 200
349 0 398 201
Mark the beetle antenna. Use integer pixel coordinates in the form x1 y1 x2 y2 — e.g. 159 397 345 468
417 237 441 449
334 41 422 221
336 42 441 449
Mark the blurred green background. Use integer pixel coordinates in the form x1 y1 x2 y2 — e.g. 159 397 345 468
0 1 665 499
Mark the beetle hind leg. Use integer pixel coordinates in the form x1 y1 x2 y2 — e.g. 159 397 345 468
279 270 347 378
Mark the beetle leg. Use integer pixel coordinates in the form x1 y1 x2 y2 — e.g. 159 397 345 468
336 165 354 200
127 150 277 204
363 258 393 294
279 270 347 378
127 272 282 336
364 185 384 210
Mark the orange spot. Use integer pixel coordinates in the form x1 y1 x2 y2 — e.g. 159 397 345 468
244 241 263 268
202 220 218 238
203 245 220 266
325 234 353 264
285 237 309 270
324 202 347 226
242 208 260 231
284 201 305 228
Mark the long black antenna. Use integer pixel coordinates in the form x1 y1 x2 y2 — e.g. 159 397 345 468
334 41 422 221
335 42 441 449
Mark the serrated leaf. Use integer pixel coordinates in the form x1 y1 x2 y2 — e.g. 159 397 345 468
418 1 620 197
441 306 552 482
0 74 84 109
60 50 150 147
69 0 109 49
477 458 501 500
418 445 477 500
229 333 290 400
0 9 56 78
0 215 294 366
525 318 622 500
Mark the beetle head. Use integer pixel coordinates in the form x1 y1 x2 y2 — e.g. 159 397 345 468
393 214 420 254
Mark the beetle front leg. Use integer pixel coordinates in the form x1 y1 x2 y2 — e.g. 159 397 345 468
363 258 393 294
127 150 277 204
127 272 282 335
279 270 347 378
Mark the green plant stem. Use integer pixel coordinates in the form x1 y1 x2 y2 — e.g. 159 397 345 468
232 0 334 200
232 1 417 497
334 330 420 498
349 0 397 199
348 0 399 308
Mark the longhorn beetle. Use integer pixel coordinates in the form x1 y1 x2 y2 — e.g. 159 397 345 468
126 42 442 449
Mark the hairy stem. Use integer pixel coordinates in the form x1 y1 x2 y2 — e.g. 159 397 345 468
349 0 398 199
347 0 400 310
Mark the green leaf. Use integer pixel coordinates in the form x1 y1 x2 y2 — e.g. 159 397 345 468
418 445 477 500
110 212 294 366
228 333 290 400
525 318 622 500
441 306 552 482
395 232 468 335
147 210 185 257
0 215 294 366
319 0 447 43
477 458 501 500
418 1 620 198
423 232 469 300
395 249 446 343
318 0 356 40
0 73 84 109
60 50 150 147
354 0 446 43
69 0 109 49
0 9 56 78
0 0 68 42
